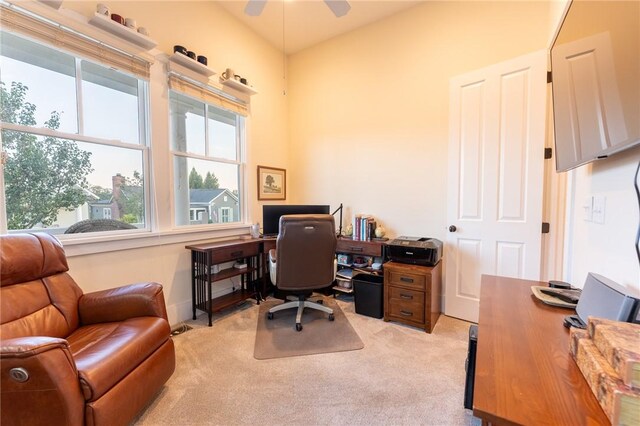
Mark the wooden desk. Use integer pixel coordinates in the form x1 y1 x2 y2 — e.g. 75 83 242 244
474 275 609 425
186 238 264 326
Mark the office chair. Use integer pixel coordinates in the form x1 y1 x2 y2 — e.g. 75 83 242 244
267 214 337 331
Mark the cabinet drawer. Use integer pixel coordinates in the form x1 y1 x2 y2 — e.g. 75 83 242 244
336 239 383 257
388 297 425 323
387 270 426 290
389 287 424 303
210 242 259 263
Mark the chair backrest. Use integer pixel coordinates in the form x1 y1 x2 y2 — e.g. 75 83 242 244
0 233 83 340
275 214 337 291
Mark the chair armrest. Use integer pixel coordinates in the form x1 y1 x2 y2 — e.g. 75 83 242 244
1 337 85 426
269 249 277 285
79 282 168 325
1 336 71 359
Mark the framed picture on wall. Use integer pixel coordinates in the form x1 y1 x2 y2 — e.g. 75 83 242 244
257 165 286 200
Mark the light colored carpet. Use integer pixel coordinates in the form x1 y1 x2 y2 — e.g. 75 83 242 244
134 296 482 426
254 297 363 359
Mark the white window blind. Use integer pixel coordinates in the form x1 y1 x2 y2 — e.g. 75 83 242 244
0 4 150 79
168 74 248 116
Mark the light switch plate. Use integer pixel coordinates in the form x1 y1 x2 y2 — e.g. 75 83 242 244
592 195 606 224
583 197 593 222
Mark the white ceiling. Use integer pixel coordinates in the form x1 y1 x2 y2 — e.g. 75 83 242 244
216 1 424 54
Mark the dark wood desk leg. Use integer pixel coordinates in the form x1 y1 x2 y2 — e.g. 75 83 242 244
191 251 197 320
207 254 213 327
253 256 261 303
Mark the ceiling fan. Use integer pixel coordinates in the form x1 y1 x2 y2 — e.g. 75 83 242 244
244 0 351 18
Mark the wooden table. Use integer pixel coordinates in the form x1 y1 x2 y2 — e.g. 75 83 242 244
474 275 609 425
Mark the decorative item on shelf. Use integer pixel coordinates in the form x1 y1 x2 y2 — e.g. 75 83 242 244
197 55 207 66
110 13 124 25
375 225 386 238
186 51 196 60
222 68 235 80
174 45 187 55
97 3 109 16
240 77 248 85
124 18 136 29
344 223 353 237
137 27 149 36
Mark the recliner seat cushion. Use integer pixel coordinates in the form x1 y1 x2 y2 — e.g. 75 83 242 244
68 317 171 401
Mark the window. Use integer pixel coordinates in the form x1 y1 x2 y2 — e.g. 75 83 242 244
220 207 232 223
170 90 243 227
0 31 149 235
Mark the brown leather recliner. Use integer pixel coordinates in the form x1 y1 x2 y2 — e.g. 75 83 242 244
0 233 175 426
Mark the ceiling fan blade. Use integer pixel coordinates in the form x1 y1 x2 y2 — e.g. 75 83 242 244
244 0 268 16
324 0 351 17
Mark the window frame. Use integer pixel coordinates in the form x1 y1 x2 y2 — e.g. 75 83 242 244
168 89 246 230
0 33 152 238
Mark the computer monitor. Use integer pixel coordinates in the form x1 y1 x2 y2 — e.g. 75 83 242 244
262 204 330 236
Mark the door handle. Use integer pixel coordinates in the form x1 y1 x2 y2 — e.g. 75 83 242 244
448 225 457 232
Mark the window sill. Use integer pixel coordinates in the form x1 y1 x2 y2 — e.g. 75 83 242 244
61 224 252 257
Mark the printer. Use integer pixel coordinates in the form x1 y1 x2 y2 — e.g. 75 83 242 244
387 236 443 266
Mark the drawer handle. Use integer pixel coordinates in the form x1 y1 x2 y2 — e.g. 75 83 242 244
400 310 413 317
400 293 413 300
349 247 363 252
231 250 243 257
400 277 414 283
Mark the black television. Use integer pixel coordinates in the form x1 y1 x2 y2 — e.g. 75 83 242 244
262 205 331 236
550 0 640 172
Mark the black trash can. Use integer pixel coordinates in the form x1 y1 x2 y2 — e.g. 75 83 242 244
353 273 384 318
464 324 478 409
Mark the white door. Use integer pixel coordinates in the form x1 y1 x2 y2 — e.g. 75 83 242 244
445 51 547 323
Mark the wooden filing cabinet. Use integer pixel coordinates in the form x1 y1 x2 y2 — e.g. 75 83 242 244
383 261 442 333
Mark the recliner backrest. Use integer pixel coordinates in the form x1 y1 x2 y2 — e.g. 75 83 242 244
0 233 83 339
275 214 336 291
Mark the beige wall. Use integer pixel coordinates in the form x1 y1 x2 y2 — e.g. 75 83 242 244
60 1 289 324
287 1 553 240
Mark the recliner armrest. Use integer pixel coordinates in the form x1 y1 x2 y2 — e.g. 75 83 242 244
1 336 71 358
79 282 168 325
1 337 85 426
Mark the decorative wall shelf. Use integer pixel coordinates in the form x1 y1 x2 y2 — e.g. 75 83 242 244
220 78 258 95
88 12 157 50
37 0 63 9
169 53 216 77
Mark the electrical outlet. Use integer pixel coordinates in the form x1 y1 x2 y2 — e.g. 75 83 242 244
592 195 606 224
583 197 593 222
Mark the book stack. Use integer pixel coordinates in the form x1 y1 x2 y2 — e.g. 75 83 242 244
353 214 376 241
569 317 640 425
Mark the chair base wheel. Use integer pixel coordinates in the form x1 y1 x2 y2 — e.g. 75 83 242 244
296 323 302 331
267 312 274 320
328 313 335 321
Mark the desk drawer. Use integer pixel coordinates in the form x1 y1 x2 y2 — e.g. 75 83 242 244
388 297 425 323
336 239 383 257
210 242 259 263
387 270 426 290
389 287 424 303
